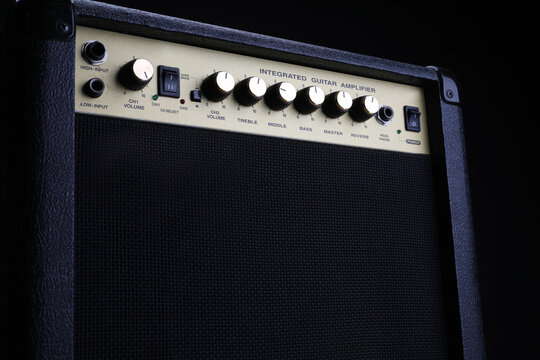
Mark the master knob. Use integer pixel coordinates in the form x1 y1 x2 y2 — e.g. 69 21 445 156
264 82 296 110
293 86 325 114
321 91 353 118
118 58 154 90
201 71 235 102
348 95 380 122
233 76 267 106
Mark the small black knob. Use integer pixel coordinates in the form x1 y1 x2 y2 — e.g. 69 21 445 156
293 86 324 114
83 78 105 98
233 76 267 106
264 82 296 110
321 91 353 118
118 58 154 91
349 95 379 122
201 71 235 102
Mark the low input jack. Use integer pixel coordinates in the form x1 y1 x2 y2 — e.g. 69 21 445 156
84 78 105 98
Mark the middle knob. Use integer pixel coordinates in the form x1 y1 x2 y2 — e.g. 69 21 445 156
321 91 353 118
234 76 267 106
264 82 296 110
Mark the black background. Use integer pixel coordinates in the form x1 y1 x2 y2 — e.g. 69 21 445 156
93 1 538 358
1 1 536 359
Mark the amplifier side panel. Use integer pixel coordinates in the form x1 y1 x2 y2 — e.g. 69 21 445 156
6 37 75 359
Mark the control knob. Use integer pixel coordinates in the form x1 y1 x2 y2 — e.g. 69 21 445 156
349 95 379 122
118 58 154 90
201 71 235 102
293 86 325 114
264 82 296 110
321 91 353 118
233 76 267 106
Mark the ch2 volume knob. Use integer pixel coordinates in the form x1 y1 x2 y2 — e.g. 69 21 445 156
264 82 296 110
349 95 379 122
118 58 154 90
234 76 267 106
201 71 235 102
294 86 325 114
321 91 353 118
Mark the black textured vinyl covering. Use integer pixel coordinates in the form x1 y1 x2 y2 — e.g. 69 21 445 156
75 114 450 359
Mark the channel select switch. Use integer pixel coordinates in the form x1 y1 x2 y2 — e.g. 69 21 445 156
158 66 180 98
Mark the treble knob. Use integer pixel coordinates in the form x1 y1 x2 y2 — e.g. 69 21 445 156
234 76 267 106
118 58 154 90
201 71 235 102
321 91 353 118
293 86 325 114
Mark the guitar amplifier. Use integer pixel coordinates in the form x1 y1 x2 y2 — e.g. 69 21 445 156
2 0 486 359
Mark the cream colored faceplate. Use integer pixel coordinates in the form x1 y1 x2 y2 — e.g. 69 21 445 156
75 26 430 154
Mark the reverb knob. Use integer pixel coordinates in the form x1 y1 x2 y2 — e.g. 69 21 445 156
201 71 235 102
293 86 325 114
321 91 353 118
349 95 379 122
234 76 267 106
118 58 154 90
264 82 296 110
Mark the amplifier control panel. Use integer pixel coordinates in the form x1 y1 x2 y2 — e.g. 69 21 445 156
75 26 430 154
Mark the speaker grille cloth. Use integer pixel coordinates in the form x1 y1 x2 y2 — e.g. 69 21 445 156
75 114 450 359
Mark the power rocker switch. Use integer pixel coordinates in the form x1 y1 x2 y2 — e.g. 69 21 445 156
404 106 421 132
158 65 180 98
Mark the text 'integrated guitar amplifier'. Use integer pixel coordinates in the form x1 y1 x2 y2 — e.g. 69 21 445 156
75 26 428 154
3 1 485 359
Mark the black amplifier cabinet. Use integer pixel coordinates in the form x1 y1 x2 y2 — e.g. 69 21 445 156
2 0 486 359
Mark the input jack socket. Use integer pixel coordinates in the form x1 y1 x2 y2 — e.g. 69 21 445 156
81 40 107 66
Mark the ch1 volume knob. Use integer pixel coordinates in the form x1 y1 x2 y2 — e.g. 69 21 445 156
293 86 325 114
201 71 235 102
264 82 296 110
349 95 379 122
234 76 267 106
118 58 154 90
321 91 353 118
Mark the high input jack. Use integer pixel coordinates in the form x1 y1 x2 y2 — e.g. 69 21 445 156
81 40 107 66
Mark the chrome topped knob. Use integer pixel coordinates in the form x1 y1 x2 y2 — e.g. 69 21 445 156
264 82 297 110
321 91 353 118
201 71 235 102
349 95 380 122
293 86 325 114
118 58 154 90
234 76 267 106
